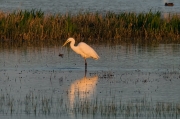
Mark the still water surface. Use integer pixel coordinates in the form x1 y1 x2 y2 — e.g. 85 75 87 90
0 0 180 14
0 44 180 119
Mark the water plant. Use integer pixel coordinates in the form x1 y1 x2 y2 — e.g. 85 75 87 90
0 92 179 119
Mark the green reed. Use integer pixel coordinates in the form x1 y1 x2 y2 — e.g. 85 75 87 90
0 9 180 46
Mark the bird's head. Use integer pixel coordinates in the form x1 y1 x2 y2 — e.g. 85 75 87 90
62 38 74 47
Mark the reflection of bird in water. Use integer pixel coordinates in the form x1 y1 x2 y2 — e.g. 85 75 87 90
62 38 100 70
68 75 98 108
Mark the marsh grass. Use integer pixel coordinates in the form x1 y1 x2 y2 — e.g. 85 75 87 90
0 92 179 118
0 10 180 47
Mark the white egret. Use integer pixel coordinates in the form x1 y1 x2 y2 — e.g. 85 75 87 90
62 37 99 69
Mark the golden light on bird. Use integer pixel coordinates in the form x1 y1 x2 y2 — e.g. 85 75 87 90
61 37 100 70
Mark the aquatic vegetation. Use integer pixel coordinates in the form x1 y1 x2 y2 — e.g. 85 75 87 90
0 10 180 47
0 92 179 118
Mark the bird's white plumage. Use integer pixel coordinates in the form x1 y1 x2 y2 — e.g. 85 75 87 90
78 42 99 60
62 38 99 66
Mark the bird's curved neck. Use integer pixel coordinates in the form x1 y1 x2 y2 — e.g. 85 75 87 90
70 40 79 54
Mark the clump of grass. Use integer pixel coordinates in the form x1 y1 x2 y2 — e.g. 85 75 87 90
0 10 180 47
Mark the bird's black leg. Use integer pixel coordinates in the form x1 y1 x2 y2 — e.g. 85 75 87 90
85 68 87 76
85 59 87 71
85 59 87 66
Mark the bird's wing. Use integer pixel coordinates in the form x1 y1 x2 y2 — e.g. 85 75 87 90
78 42 99 59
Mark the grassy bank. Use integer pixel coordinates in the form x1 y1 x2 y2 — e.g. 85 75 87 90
0 10 180 45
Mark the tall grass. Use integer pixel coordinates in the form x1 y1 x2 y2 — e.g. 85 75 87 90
0 9 180 46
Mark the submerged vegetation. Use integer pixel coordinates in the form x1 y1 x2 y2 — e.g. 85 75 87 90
0 9 180 46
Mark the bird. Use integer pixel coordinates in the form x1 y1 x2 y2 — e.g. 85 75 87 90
62 37 99 70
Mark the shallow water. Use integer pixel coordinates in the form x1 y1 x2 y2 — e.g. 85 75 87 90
0 44 180 119
0 0 180 15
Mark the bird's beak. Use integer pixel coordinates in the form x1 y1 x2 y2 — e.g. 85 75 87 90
62 40 69 47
